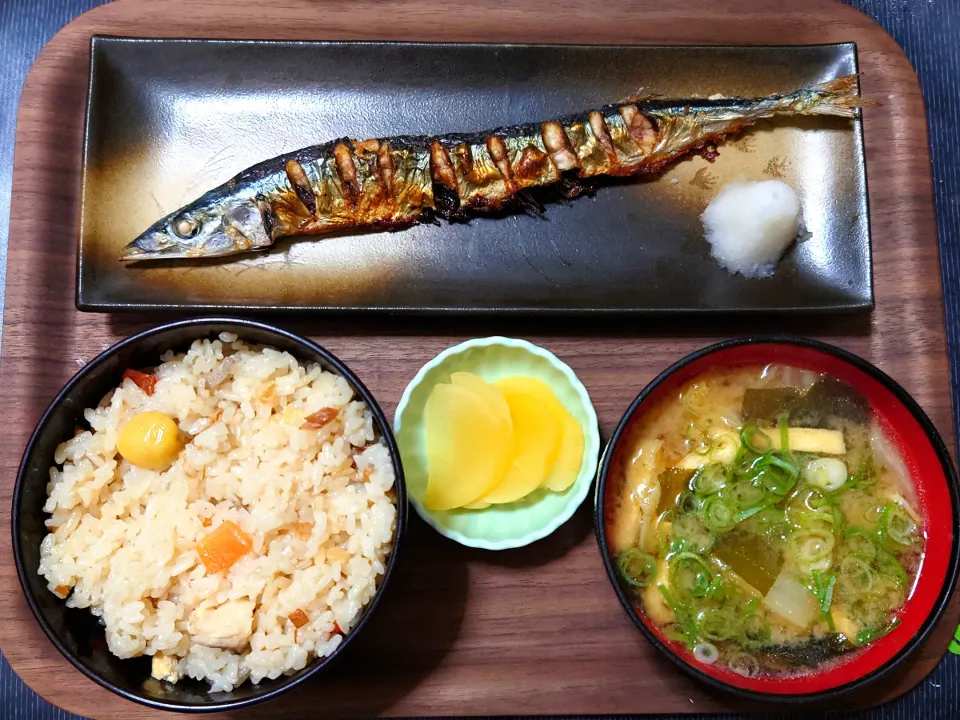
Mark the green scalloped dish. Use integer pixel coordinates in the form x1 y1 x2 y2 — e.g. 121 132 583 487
394 337 600 550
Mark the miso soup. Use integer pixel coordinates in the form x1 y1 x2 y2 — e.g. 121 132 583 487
607 364 925 678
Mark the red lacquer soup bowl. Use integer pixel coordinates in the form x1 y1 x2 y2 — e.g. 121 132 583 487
594 337 960 702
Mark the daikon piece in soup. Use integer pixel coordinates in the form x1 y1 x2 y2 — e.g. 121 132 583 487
607 364 924 679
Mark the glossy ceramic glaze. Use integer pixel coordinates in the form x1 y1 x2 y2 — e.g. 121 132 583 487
594 337 959 702
78 38 871 314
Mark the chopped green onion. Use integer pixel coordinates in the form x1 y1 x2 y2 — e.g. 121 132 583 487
669 514 716 554
694 642 720 664
686 423 711 454
779 413 790 451
839 555 873 593
657 585 678 616
704 575 727 601
802 570 837 631
733 503 770 523
670 552 713 600
693 572 712 597
674 615 701 648
740 425 772 454
677 491 700 514
855 576 906 624
692 465 727 495
658 583 699 648
812 570 837 614
855 617 901 646
617 548 657 587
787 489 839 531
778 412 796 470
760 473 791 496
805 490 835 513
741 613 770 645
698 609 735 641
843 528 877 562
710 433 740 464
847 455 875 489
790 528 836 565
764 454 800 477
804 457 849 492
668 536 689 557
875 548 909 586
658 583 684 613
729 481 766 510
756 454 800 496
863 504 884 525
880 503 917 546
701 496 736 532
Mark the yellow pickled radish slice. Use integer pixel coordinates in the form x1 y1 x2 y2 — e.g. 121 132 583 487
449 372 514 505
546 410 585 492
494 377 584 491
423 384 511 511
450 372 513 435
462 499 491 510
481 389 561 504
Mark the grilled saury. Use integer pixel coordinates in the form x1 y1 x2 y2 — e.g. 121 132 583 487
120 76 862 261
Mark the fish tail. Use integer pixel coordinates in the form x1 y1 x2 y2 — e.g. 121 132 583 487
774 74 873 119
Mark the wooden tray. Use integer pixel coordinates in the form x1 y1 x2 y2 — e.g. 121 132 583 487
0 0 955 717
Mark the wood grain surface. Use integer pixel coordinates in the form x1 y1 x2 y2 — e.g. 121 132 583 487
0 0 955 717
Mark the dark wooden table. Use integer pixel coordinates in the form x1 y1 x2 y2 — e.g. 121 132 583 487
0 0 958 718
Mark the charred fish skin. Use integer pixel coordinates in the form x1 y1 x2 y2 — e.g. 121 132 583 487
120 75 861 261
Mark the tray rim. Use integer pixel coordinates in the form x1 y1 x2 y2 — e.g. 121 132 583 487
75 37 874 316
3 0 948 715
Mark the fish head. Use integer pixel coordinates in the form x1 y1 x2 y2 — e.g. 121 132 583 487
119 194 274 261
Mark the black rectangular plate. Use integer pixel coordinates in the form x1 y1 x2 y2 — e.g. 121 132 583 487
78 38 871 314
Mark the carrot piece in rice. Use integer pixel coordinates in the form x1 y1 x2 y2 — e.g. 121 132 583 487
197 521 253 574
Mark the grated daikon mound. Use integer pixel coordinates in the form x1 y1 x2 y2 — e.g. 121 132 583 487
701 179 803 278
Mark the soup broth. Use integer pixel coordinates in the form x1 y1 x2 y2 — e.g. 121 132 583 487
608 364 925 678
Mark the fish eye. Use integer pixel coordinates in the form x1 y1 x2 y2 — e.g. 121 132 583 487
172 216 200 239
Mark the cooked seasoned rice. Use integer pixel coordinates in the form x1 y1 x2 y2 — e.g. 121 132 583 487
39 334 397 691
